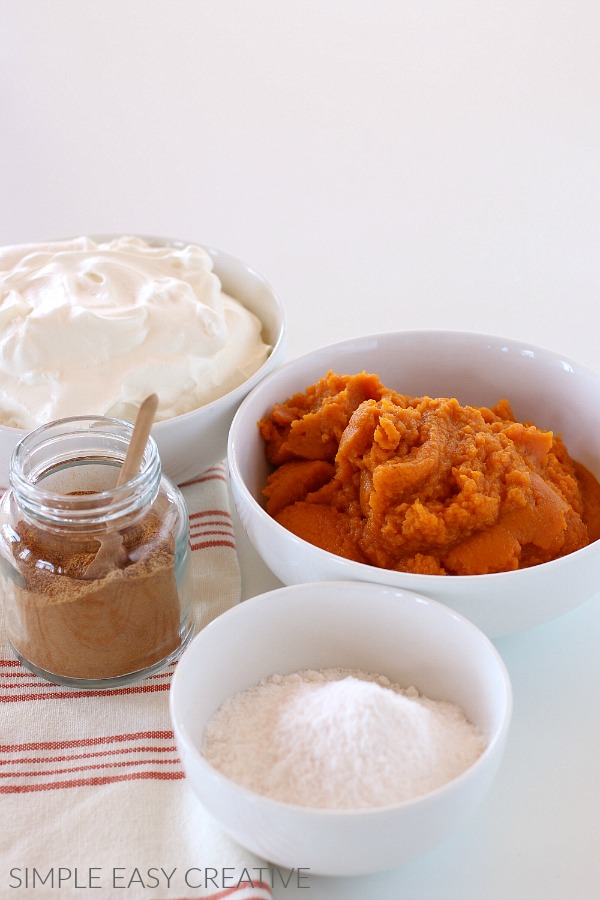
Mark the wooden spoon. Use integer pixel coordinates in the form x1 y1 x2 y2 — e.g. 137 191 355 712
85 393 159 579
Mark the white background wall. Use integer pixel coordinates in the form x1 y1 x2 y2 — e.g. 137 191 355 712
2 0 599 368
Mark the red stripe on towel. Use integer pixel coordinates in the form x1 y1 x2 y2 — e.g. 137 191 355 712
0 730 176 753
0 770 186 794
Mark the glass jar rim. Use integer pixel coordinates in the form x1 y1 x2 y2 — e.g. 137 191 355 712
9 414 162 528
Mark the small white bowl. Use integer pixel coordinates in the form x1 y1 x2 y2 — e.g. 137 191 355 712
0 237 286 486
228 330 600 638
170 580 512 876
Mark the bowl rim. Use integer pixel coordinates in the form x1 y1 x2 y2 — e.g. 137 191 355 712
170 579 513 818
0 234 287 434
227 327 600 584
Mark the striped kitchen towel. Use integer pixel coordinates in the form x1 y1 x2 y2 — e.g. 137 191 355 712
0 462 273 900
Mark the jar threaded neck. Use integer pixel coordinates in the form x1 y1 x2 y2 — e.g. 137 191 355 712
9 415 161 529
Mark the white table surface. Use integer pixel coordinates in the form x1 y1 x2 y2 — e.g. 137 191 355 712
3 2 600 898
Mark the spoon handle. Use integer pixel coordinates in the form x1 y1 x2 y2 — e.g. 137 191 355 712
116 393 159 487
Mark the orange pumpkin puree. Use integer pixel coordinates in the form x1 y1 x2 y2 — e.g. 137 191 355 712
259 371 600 575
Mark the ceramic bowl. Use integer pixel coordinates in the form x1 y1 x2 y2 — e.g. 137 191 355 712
0 236 286 486
228 330 600 638
170 580 512 876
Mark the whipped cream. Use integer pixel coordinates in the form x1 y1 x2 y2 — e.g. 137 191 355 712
0 236 271 428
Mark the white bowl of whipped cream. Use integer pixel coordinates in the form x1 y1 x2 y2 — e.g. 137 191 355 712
0 235 286 484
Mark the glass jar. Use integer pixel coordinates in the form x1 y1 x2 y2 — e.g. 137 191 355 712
0 415 195 688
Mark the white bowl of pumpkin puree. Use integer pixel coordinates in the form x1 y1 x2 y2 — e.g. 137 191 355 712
228 330 600 638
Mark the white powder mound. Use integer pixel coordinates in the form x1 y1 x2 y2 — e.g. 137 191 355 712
202 668 487 809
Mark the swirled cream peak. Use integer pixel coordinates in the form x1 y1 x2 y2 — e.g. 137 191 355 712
0 236 271 428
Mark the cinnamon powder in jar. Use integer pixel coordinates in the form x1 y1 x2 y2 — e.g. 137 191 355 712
0 414 193 685
4 508 182 680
